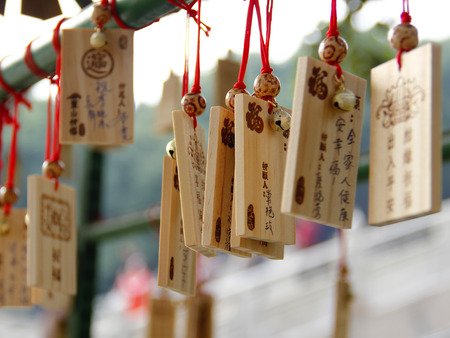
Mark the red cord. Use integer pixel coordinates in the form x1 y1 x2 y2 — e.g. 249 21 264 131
190 0 202 94
254 0 273 74
182 12 190 97
0 58 32 214
325 0 343 79
24 41 51 79
234 0 255 90
396 0 412 69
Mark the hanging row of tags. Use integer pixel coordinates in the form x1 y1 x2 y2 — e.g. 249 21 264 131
0 26 134 308
159 43 442 296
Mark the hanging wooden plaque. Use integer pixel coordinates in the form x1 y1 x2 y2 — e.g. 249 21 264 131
230 192 284 260
234 94 295 244
158 156 197 296
148 298 176 338
60 29 134 145
334 276 352 338
31 288 73 312
282 56 366 229
214 57 240 107
202 106 251 258
27 175 77 295
369 44 442 226
186 294 213 338
172 110 216 258
0 209 32 306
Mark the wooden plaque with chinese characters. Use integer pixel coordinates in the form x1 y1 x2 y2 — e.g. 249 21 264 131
234 94 295 244
0 209 31 306
369 44 442 225
172 110 216 258
60 29 134 145
230 190 284 260
202 106 251 258
27 175 77 295
31 288 73 312
282 56 366 229
158 156 197 296
148 298 176 338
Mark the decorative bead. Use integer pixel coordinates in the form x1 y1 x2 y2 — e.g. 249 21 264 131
42 160 65 179
90 30 108 49
253 73 281 98
91 4 111 26
318 36 348 64
0 186 19 205
166 139 176 160
332 87 356 112
181 92 206 117
388 23 418 51
269 106 291 132
225 87 249 110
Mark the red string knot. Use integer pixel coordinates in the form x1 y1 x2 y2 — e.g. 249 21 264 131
401 11 411 23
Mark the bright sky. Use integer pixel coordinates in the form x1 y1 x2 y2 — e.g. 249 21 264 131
0 0 449 106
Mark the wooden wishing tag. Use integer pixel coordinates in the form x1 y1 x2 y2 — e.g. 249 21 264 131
158 156 197 296
230 191 284 260
172 110 216 258
155 71 181 135
148 298 176 338
369 44 442 226
234 94 295 243
282 56 366 229
0 209 31 306
202 106 251 258
31 288 73 312
214 57 240 106
334 274 353 338
186 294 213 338
60 29 134 145
27 175 77 295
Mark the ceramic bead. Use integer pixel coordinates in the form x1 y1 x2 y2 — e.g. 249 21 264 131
253 73 281 98
91 4 111 26
388 23 418 51
181 92 207 117
225 87 249 110
269 106 291 132
166 139 176 160
42 160 65 179
318 36 348 64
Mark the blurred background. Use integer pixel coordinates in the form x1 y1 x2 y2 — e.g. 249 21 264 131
0 0 449 337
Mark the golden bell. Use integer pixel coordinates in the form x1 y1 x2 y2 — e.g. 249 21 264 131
42 160 64 179
166 139 176 160
332 87 356 112
0 221 9 236
269 106 291 132
0 186 19 205
90 29 108 49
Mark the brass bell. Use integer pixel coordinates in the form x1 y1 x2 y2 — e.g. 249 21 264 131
166 139 176 160
332 87 356 112
269 106 291 132
90 29 108 49
0 221 9 236
24 213 30 227
0 186 19 205
42 160 64 179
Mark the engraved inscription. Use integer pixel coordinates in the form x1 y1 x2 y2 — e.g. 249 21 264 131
376 77 425 128
169 257 174 280
215 217 221 243
308 67 328 100
247 204 255 231
221 118 235 148
40 194 71 242
246 102 264 133
174 166 179 191
119 35 128 50
81 49 114 79
295 176 305 205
